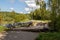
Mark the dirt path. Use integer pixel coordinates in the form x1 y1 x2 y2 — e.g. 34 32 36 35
0 32 7 40
1 31 39 40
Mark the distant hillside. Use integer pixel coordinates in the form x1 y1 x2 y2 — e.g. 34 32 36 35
0 11 30 24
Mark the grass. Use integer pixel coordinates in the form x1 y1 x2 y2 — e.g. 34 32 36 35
36 32 60 40
0 26 6 32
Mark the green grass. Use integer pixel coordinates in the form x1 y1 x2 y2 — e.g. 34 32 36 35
0 26 6 32
36 32 60 40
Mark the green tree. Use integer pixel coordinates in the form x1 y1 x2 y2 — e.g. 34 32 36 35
35 0 49 20
48 0 60 31
14 14 28 22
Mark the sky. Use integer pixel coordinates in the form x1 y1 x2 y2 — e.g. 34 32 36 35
0 0 48 13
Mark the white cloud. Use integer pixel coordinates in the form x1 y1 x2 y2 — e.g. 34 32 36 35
25 0 40 12
20 12 23 13
24 0 40 13
28 4 36 8
36 5 40 9
27 0 35 1
10 8 14 10
27 11 30 13
25 0 36 8
25 8 30 11
25 0 40 8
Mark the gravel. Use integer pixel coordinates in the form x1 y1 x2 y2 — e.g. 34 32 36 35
1 31 39 40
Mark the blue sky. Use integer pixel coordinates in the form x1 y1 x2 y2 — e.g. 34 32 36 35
0 0 48 13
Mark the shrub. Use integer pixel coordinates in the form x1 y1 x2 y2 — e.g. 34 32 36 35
0 26 6 32
36 32 60 40
55 15 60 31
49 14 60 32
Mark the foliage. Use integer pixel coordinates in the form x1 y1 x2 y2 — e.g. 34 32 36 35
0 26 6 32
30 8 51 20
36 32 60 40
0 11 30 24
29 0 50 20
30 9 41 20
15 14 29 22
55 15 60 31
48 0 60 31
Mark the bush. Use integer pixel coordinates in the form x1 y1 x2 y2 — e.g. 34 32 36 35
0 26 6 32
36 32 60 40
55 15 60 31
49 14 60 32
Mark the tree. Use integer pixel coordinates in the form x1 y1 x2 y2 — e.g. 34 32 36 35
35 0 48 20
14 14 28 22
36 0 46 9
30 0 51 20
30 9 41 20
30 8 51 20
48 0 60 31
